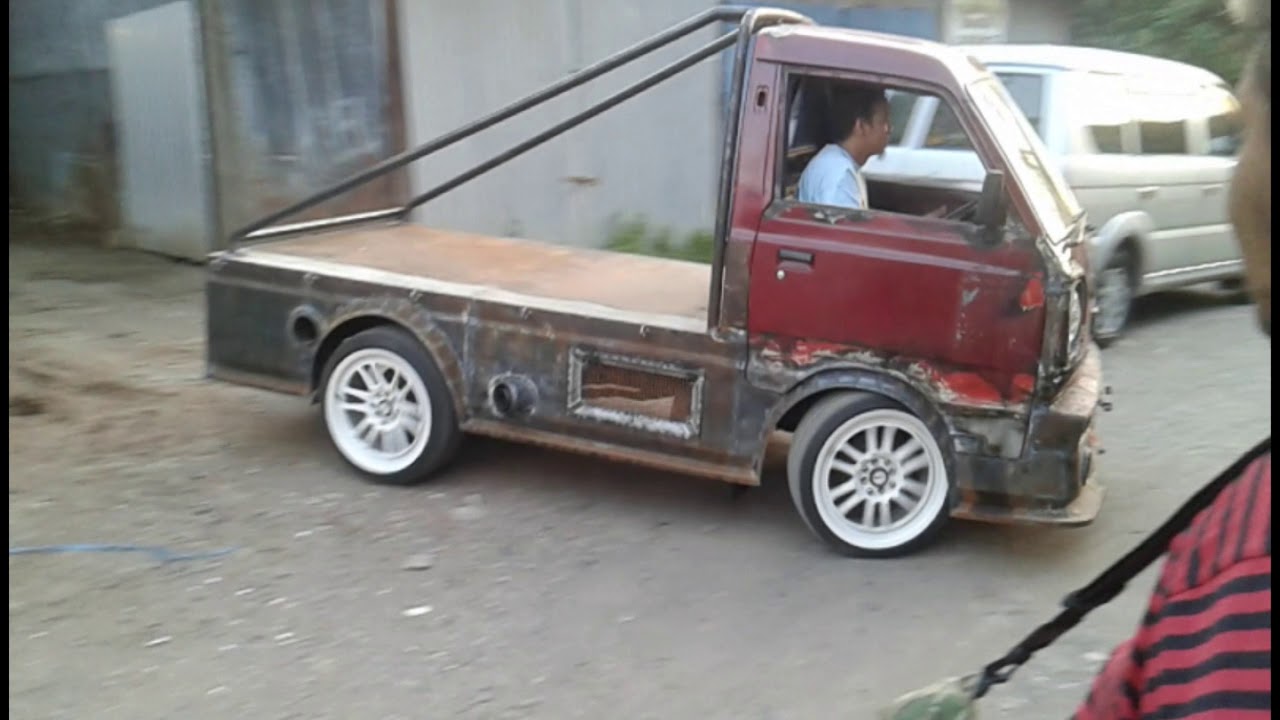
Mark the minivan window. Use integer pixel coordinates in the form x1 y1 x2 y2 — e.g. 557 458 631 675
1138 118 1189 154
1200 83 1244 156
993 72 1045 135
1129 84 1194 155
1075 73 1130 154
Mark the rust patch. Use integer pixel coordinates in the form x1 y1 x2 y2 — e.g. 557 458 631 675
755 336 1025 410
937 372 1003 406
1019 272 1045 312
566 348 704 440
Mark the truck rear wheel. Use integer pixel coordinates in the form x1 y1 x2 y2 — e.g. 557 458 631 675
320 326 461 486
787 392 951 558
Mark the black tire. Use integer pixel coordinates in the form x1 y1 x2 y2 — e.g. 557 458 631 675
1093 245 1135 348
319 326 461 486
787 391 952 558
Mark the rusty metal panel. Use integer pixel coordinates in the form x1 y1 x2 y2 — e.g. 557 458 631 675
106 0 215 260
567 348 705 439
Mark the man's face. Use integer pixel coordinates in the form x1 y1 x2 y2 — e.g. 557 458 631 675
856 102 893 158
1229 52 1271 335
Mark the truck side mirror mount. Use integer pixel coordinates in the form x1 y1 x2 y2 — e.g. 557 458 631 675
975 170 1008 247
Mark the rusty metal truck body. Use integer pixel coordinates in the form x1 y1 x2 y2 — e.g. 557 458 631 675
206 7 1105 557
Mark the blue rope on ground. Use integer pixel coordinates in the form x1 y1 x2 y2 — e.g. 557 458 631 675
9 543 236 563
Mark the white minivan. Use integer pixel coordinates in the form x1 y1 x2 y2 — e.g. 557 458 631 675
864 44 1245 345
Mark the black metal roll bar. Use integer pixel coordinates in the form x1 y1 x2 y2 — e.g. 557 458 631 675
230 5 812 323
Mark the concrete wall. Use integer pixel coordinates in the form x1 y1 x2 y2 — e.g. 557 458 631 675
9 0 174 226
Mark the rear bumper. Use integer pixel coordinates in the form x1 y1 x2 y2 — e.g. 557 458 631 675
951 342 1105 526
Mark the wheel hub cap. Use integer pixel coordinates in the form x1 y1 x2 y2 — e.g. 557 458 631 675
809 410 949 552
324 348 435 476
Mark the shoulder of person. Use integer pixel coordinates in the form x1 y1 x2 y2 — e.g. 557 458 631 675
1158 452 1271 600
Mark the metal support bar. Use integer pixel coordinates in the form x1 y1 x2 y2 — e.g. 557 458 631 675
240 207 403 242
399 32 740 215
231 5 761 246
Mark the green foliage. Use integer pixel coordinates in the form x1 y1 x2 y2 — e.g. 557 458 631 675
1072 0 1251 85
603 215 714 264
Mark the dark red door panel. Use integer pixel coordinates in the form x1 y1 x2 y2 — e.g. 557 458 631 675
747 204 1045 382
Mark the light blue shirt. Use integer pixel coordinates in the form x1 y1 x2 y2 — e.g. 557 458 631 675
796 143 868 210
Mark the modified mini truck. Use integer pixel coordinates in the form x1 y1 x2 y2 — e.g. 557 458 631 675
206 7 1105 557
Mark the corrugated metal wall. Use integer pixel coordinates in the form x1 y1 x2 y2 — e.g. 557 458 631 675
8 0 406 249
106 1 214 260
203 0 408 243
397 0 722 249
395 0 945 249
9 0 175 227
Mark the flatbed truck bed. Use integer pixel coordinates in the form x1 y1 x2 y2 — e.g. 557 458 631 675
256 223 712 326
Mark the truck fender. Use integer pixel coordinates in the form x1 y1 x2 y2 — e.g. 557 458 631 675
1088 211 1153 278
312 297 467 421
753 366 958 480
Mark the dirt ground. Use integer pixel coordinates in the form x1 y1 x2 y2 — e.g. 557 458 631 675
8 225 1272 720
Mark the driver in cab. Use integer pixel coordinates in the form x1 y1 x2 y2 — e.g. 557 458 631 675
798 83 945 218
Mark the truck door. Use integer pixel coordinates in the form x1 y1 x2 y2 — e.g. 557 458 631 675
745 73 1046 406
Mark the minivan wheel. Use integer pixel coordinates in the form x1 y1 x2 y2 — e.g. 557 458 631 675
787 392 951 558
1093 246 1135 347
320 326 461 486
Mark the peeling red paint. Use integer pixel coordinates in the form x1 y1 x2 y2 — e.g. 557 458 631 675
757 336 1029 409
939 372 1004 405
786 340 852 366
1010 372 1036 403
1019 273 1045 312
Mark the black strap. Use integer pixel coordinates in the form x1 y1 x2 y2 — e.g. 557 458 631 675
972 436 1273 699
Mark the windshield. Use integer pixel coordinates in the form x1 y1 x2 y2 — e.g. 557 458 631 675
968 76 1080 241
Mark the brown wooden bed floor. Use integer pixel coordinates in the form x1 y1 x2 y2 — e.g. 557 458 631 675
260 223 713 322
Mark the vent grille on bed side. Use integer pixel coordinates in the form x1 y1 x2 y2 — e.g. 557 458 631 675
567 348 704 439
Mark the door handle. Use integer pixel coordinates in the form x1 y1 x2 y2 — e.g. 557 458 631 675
778 248 814 265
1136 186 1159 199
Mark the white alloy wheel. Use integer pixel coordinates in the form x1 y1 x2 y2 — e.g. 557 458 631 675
324 347 434 476
789 392 952 557
811 409 948 552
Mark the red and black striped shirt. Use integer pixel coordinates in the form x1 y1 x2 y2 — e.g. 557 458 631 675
1075 453 1271 720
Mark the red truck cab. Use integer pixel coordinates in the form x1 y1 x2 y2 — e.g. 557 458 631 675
205 7 1104 558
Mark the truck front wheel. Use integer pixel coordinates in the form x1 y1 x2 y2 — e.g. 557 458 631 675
787 392 951 558
320 326 461 485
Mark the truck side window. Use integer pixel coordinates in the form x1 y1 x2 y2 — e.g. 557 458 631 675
886 89 918 146
781 73 988 221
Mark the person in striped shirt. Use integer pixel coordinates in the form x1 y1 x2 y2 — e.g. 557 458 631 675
1073 2 1272 718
